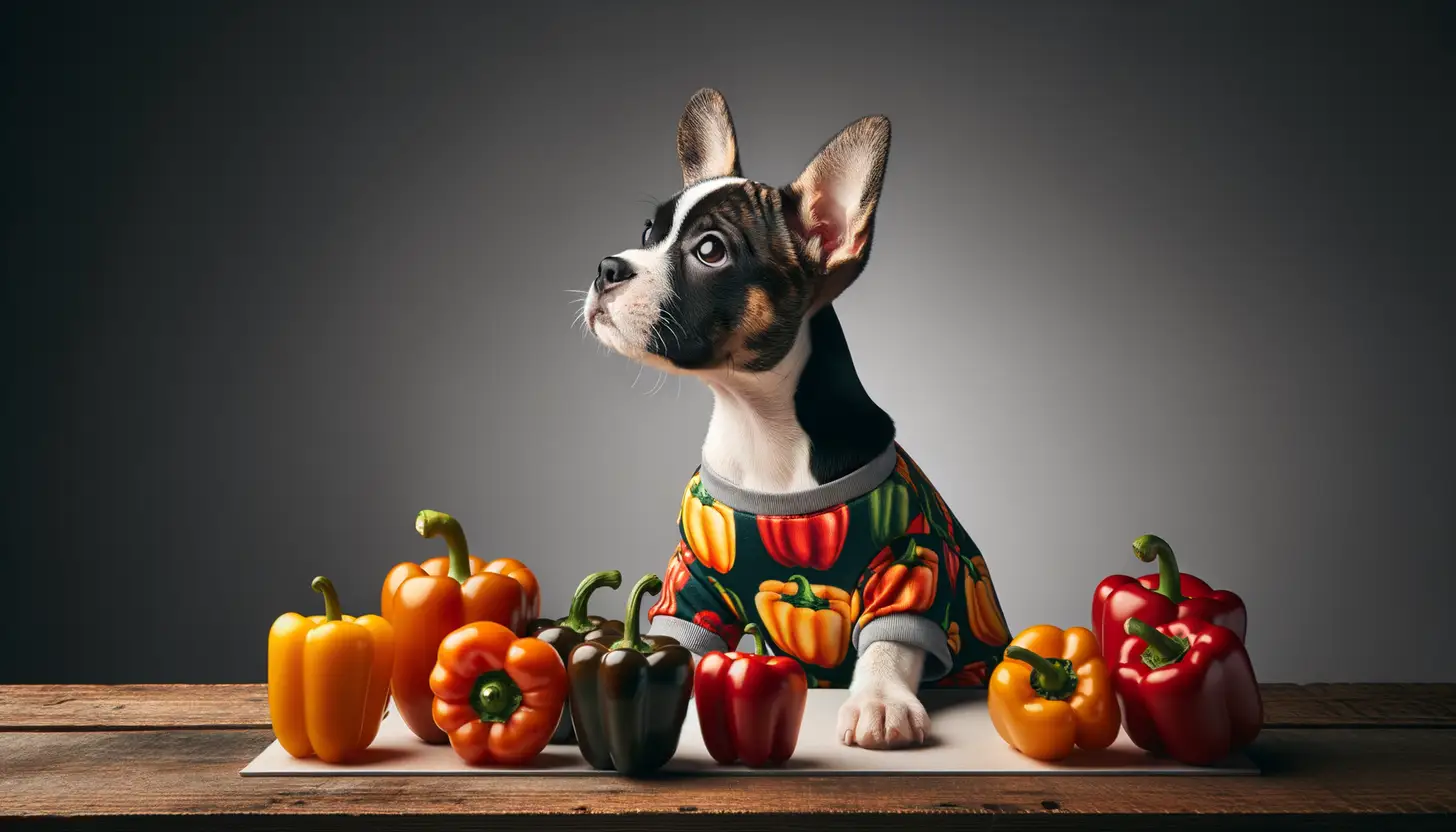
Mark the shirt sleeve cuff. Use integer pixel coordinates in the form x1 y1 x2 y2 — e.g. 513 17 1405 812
852 613 954 682
646 615 729 656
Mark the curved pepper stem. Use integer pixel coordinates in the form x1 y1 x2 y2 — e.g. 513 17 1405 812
311 576 342 622
782 575 830 611
561 570 622 633
1125 617 1191 669
1004 645 1077 701
416 510 472 584
1133 534 1183 603
609 573 662 654
744 623 768 656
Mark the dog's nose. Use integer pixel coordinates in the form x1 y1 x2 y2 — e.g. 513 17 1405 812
595 257 636 292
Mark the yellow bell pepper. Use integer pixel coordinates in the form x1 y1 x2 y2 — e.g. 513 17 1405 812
268 576 395 763
988 624 1120 762
681 473 736 573
754 575 855 668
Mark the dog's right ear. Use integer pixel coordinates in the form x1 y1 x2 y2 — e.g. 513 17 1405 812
677 88 742 188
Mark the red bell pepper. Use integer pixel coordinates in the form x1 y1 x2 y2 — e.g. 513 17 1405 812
757 505 850 571
693 623 808 767
1113 615 1263 766
1092 534 1247 665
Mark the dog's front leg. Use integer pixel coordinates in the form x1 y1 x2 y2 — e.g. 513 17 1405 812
836 640 929 749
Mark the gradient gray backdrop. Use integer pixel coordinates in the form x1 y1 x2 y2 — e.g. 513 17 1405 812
4 1 1453 684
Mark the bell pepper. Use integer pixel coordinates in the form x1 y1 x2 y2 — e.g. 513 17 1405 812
680 473 736 573
1114 616 1263 766
527 570 623 745
482 557 542 624
988 624 1120 762
757 503 850 570
866 477 912 551
1092 534 1247 665
961 552 1011 646
754 575 856 668
568 573 694 776
694 623 808 767
381 510 531 744
859 538 939 624
429 620 568 765
267 576 394 763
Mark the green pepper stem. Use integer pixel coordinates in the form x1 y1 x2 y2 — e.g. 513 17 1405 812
744 623 768 656
561 570 622 632
892 538 922 566
690 478 715 506
1125 617 1188 665
609 573 662 653
416 510 471 584
1133 534 1183 603
311 576 342 622
1004 645 1075 699
782 575 830 611
471 669 523 724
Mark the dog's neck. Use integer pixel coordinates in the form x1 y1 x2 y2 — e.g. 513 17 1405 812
700 306 894 493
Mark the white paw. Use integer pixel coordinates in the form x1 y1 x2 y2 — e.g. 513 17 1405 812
835 683 930 749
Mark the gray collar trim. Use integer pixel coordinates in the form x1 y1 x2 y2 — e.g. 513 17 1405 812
697 441 899 517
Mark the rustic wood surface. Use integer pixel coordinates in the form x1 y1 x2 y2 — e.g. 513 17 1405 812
1 683 1453 830
6 683 1453 730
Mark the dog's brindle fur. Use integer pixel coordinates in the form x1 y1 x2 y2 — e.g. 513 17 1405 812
584 88 930 749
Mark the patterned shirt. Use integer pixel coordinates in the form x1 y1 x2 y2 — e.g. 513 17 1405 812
646 442 1011 689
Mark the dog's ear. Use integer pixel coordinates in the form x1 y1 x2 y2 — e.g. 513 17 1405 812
784 115 890 304
677 88 742 188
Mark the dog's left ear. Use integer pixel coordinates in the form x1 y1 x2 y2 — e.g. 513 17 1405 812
677 88 742 187
784 115 891 304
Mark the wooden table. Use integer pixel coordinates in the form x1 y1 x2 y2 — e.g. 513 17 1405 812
2 684 1453 830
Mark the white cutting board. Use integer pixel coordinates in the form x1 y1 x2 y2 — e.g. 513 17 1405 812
241 689 1257 776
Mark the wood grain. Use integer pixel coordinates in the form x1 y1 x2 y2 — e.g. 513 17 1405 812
2 684 1453 829
2 728 1454 822
0 685 269 730
4 683 1454 730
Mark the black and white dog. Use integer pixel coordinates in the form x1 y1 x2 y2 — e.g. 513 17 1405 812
583 88 970 749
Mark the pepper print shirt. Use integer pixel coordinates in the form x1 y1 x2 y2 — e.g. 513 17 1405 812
646 443 1012 689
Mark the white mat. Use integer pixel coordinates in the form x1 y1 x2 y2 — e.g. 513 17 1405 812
242 689 1257 776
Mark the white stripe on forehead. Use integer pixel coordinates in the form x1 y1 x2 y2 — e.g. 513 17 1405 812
652 176 747 251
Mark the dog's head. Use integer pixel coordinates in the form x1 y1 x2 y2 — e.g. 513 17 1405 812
584 88 890 374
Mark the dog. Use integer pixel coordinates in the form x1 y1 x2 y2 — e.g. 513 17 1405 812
582 88 1011 750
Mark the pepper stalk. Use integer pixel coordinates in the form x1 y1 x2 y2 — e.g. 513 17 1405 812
557 570 623 633
415 510 472 583
311 576 342 621
1132 534 1183 604
610 573 663 653
1004 644 1078 701
1125 616 1191 670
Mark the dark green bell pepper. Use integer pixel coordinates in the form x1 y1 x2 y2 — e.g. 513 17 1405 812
566 572 693 776
867 476 912 550
528 570 624 745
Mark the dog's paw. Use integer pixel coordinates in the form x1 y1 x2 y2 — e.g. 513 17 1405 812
835 684 930 749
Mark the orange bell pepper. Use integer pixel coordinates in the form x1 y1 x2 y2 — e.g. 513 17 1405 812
859 538 939 625
481 557 542 623
267 576 394 763
988 624 1121 762
430 620 567 765
754 575 856 668
381 510 531 744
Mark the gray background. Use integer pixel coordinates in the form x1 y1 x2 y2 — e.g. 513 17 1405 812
3 1 1452 684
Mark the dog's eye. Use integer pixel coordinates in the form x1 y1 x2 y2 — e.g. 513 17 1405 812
642 219 653 246
694 235 727 265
